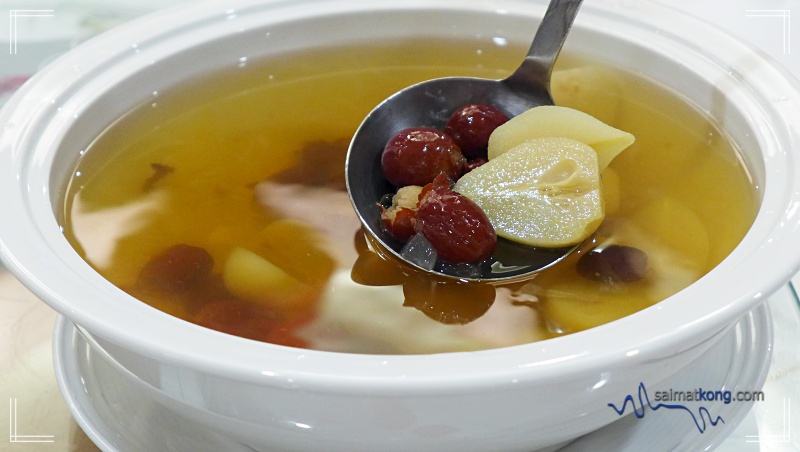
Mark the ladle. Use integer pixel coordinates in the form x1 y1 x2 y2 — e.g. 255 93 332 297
345 0 584 282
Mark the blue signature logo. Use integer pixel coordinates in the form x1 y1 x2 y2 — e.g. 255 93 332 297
608 382 724 433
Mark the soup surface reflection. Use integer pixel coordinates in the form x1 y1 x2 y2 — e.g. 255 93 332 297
62 39 757 354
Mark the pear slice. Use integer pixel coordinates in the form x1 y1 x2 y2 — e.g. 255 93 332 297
487 105 634 170
222 247 307 309
455 137 604 248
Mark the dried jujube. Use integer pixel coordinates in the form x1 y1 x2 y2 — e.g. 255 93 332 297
444 104 509 160
576 244 648 283
415 174 496 264
381 127 465 187
138 244 214 293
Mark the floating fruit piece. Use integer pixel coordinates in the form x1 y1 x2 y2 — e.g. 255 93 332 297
258 219 335 285
550 65 626 124
455 137 604 248
631 196 710 269
487 105 635 170
521 248 649 334
536 279 653 333
222 247 309 310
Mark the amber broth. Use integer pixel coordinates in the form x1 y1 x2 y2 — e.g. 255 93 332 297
62 39 757 354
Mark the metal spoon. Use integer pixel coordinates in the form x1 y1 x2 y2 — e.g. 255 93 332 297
345 0 584 282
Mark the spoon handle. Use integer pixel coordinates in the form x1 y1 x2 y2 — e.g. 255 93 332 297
505 0 583 100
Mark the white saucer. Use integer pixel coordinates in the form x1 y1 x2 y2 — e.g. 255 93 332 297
52 287 777 452
53 318 258 452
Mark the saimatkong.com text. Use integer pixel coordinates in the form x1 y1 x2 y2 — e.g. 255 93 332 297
654 388 765 405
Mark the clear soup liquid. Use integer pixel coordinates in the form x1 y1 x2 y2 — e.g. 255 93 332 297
62 39 757 354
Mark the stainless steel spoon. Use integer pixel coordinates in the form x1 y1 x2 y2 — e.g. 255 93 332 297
345 0 584 282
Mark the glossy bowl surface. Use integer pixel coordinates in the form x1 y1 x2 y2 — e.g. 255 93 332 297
2 0 800 450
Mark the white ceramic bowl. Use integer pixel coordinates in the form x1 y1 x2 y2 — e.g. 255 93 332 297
2 0 800 450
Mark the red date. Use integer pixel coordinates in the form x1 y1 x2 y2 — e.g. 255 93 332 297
381 127 465 187
138 244 214 293
415 173 496 263
377 104 505 265
444 104 509 160
194 300 281 342
576 245 648 283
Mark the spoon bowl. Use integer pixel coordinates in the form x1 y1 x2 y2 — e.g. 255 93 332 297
346 0 583 281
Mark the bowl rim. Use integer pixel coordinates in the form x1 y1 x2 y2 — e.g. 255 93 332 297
2 0 800 389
